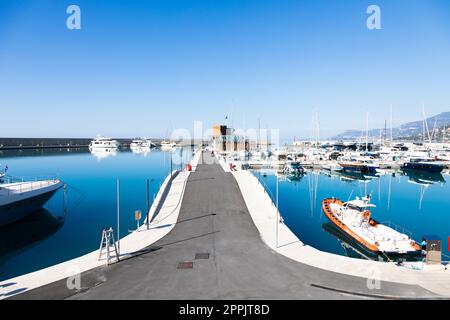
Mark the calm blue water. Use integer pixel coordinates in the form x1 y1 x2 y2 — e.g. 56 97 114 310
0 147 192 281
254 170 450 261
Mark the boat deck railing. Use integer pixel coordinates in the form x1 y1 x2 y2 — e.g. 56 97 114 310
380 220 413 238
0 175 60 195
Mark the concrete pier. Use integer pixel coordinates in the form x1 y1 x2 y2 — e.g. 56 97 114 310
7 152 441 300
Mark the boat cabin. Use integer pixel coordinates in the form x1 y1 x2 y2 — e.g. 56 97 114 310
343 197 376 212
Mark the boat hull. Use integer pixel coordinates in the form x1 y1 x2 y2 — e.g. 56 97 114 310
0 182 63 227
402 162 444 173
339 163 376 174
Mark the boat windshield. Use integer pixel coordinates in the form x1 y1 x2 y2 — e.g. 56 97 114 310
344 203 367 212
344 199 376 211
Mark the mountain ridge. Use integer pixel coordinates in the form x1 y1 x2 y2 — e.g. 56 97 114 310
332 112 450 140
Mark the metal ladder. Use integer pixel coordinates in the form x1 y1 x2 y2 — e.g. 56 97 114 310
98 228 120 265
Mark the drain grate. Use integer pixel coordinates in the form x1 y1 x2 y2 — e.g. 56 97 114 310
177 261 194 269
195 253 210 260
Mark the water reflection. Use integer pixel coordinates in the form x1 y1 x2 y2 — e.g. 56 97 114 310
338 171 379 182
130 146 152 157
0 209 65 261
0 148 89 159
402 171 445 185
89 147 118 161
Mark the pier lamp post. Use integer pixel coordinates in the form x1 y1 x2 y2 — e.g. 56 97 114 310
117 178 121 254
170 151 173 178
146 178 154 230
276 174 279 248
180 147 184 171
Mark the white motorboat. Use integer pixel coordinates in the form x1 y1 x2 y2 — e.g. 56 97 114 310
89 136 120 149
322 196 422 255
130 137 155 148
160 141 178 150
0 177 64 227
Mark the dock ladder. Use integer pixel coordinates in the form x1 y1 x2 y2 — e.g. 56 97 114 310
98 228 120 265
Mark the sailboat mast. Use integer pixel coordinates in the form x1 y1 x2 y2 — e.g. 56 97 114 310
365 112 369 152
422 104 431 144
316 111 320 147
257 116 261 151
390 104 393 144
422 114 426 144
443 125 446 143
242 112 246 151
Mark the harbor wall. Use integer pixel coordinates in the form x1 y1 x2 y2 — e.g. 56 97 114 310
0 138 206 150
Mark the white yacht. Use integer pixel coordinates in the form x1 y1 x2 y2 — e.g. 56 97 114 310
0 177 64 227
160 141 178 150
89 136 120 149
130 137 155 148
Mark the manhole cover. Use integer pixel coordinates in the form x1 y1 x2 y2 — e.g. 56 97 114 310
195 253 210 260
177 262 193 269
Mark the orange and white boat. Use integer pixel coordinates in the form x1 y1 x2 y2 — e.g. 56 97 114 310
322 197 422 255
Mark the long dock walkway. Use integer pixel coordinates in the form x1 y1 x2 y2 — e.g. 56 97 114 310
12 152 437 299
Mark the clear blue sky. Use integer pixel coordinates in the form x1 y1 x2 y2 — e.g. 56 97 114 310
1 0 450 139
